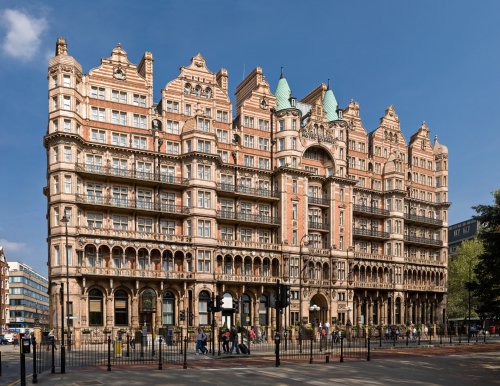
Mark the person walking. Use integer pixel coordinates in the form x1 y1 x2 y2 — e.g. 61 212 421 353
229 326 240 354
195 328 208 355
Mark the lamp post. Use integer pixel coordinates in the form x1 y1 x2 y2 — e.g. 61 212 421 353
467 261 472 342
298 234 309 332
345 246 354 340
60 214 71 351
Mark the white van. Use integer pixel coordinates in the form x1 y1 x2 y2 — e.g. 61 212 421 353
4 333 14 343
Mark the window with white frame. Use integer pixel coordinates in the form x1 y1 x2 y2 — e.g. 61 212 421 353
86 183 103 202
197 118 210 132
63 146 72 162
132 136 147 150
243 155 254 167
64 175 72 193
197 140 211 153
258 119 269 131
133 114 147 129
112 90 127 103
112 186 128 206
166 100 179 113
243 135 254 148
133 94 146 107
160 220 176 235
220 226 234 240
258 137 269 150
136 189 152 209
90 86 105 99
278 120 285 131
166 120 180 134
63 119 71 132
197 219 211 238
112 132 128 147
258 229 271 244
53 146 59 163
198 190 211 209
63 96 71 110
90 107 106 122
197 250 211 272
240 228 252 242
278 138 285 151
258 158 270 170
197 164 211 180
216 129 229 143
185 104 192 116
111 110 127 125
218 150 229 163
166 141 180 154
112 158 127 176
244 116 254 128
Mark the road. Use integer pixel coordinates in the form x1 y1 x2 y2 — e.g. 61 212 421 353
2 342 499 386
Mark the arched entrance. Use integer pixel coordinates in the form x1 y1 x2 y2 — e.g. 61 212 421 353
139 288 156 333
309 294 328 326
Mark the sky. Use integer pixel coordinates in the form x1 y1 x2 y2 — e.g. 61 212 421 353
0 0 499 276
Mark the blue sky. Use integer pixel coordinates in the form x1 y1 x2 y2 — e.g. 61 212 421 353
0 0 499 275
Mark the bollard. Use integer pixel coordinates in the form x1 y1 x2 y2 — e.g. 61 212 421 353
418 334 421 346
107 336 111 371
309 337 313 364
61 344 65 374
51 340 55 374
484 332 486 343
326 354 329 363
158 336 163 370
299 333 302 354
367 337 371 361
33 337 38 384
340 337 344 363
440 332 442 345
406 334 409 347
126 334 130 357
379 331 382 348
449 332 452 344
183 336 188 369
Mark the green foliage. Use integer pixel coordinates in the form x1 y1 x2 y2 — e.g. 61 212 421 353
471 189 500 319
448 238 483 318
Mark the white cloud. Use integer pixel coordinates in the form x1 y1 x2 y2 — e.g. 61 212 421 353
1 9 47 60
0 238 28 253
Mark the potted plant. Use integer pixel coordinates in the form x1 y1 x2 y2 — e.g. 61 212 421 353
82 328 91 334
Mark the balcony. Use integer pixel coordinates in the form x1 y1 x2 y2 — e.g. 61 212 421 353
353 281 395 290
404 283 446 292
218 239 282 251
404 235 443 247
75 163 188 188
353 228 390 239
353 252 392 261
308 222 330 231
75 194 189 216
216 210 280 225
353 204 390 217
308 248 331 256
77 266 195 280
76 226 192 243
308 196 330 206
404 213 443 227
216 183 279 199
214 273 277 284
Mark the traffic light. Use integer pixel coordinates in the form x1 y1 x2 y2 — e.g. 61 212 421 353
179 310 186 321
233 298 240 313
215 295 223 312
188 312 194 325
208 300 214 313
280 284 291 308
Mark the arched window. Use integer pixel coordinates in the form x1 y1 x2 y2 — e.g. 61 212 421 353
194 85 201 96
140 289 156 313
259 295 268 326
263 259 270 277
198 291 211 325
163 252 173 271
138 249 148 270
89 288 103 326
114 290 128 326
224 256 233 274
86 245 96 267
244 257 251 276
112 249 122 269
395 298 401 324
204 87 212 98
184 83 191 95
162 292 174 325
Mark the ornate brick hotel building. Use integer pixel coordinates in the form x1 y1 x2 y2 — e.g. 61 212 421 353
45 38 449 341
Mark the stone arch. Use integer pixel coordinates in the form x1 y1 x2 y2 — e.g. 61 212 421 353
150 248 161 271
271 257 280 277
302 145 336 176
234 255 243 275
98 245 111 267
125 247 137 269
174 250 184 272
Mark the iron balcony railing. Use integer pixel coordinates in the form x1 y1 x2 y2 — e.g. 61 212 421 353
216 210 280 225
404 235 443 246
76 163 189 185
76 194 189 214
216 183 279 198
308 222 330 231
353 228 390 239
404 213 443 226
308 196 330 206
353 204 390 216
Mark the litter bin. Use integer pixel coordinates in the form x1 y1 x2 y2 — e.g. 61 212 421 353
489 325 496 334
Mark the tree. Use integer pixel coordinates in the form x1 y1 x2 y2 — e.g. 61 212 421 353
447 238 483 319
471 189 500 320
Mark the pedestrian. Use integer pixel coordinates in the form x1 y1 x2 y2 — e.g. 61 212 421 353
249 327 256 342
222 329 230 353
324 321 330 337
130 336 136 349
229 326 240 354
196 328 207 355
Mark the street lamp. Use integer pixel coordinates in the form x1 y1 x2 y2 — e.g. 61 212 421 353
346 246 354 340
60 214 71 351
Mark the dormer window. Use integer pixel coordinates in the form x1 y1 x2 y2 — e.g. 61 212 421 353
204 87 212 98
184 83 192 95
289 95 296 108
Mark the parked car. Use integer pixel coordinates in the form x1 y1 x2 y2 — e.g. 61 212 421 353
4 333 14 343
0 335 8 344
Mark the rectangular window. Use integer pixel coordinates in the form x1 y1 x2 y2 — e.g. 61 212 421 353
218 150 229 163
90 107 106 122
243 135 255 148
137 217 153 233
133 94 146 107
258 137 269 151
216 129 229 143
221 226 234 240
63 146 72 162
132 136 147 150
160 220 176 235
243 155 254 167
198 191 211 209
240 228 252 242
87 213 103 228
258 158 270 170
111 110 127 125
244 116 254 128
197 250 211 273
112 90 127 103
197 165 211 180
197 140 211 153
197 118 210 132
166 120 180 134
63 119 71 132
133 114 147 129
185 104 192 116
63 96 71 110
278 138 285 151
258 119 269 131
113 215 128 230
166 141 180 154
279 120 285 131
111 132 128 147
64 175 72 193
197 220 211 238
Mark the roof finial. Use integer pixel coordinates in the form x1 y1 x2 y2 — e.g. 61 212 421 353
434 135 438 143
327 78 330 90
280 66 284 79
